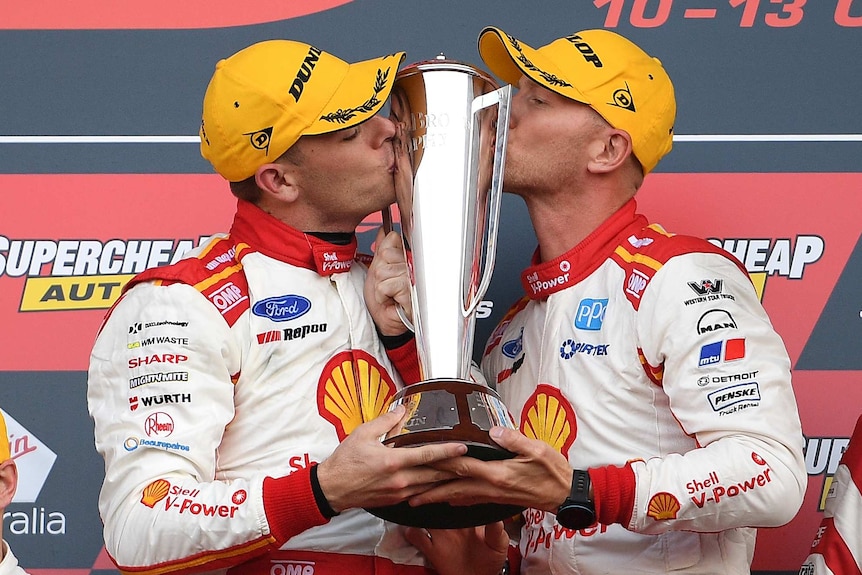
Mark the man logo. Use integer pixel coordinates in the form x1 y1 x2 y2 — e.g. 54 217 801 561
697 309 737 335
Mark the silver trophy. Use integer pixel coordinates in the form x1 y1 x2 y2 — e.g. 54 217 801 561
364 56 524 528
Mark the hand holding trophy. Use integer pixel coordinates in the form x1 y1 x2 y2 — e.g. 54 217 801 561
364 56 524 528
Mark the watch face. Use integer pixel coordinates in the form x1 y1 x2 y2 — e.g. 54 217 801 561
557 502 595 530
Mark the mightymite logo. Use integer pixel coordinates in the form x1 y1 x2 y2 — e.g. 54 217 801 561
0 236 207 311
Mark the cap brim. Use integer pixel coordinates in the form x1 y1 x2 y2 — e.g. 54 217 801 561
478 26 590 104
305 52 405 135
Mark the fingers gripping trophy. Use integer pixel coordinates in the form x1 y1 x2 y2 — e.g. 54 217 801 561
365 56 524 528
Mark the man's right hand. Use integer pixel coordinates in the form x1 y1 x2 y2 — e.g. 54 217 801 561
316 406 467 512
364 228 413 337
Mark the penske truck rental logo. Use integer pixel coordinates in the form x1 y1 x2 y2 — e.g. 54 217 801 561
1 236 207 311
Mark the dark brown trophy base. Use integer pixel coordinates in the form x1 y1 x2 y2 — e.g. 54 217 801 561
364 379 525 528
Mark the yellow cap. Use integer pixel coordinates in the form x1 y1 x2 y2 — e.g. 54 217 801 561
200 40 405 182
478 27 675 174
0 410 10 462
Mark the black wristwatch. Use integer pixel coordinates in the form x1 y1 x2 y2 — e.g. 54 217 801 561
555 469 596 529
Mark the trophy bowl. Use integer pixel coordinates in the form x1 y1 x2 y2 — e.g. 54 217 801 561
365 379 524 528
363 56 523 527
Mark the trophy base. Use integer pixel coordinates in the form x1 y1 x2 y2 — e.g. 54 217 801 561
364 379 525 527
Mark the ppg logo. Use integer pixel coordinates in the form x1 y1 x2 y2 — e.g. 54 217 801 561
575 298 608 331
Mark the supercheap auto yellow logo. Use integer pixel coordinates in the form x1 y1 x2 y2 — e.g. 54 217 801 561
1 236 204 311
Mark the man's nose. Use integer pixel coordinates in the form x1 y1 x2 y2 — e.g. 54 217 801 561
375 115 397 144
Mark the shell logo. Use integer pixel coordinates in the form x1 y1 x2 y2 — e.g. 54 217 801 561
318 350 396 441
520 384 576 458
141 479 171 508
646 492 681 520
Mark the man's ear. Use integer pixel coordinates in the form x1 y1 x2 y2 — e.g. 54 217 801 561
587 130 633 174
0 460 18 508
254 163 300 204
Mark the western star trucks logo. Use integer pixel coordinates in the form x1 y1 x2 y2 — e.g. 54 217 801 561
1 236 207 311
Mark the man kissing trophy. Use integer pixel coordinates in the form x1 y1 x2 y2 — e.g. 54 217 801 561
366 56 523 528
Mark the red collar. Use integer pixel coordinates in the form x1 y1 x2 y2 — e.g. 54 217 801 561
521 199 648 299
229 200 358 276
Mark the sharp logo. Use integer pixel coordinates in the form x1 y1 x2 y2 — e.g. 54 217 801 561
0 236 207 311
708 236 824 301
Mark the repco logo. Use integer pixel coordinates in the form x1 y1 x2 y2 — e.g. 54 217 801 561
289 46 323 102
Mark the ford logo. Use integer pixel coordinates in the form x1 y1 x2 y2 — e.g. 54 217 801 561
501 328 524 359
252 295 311 322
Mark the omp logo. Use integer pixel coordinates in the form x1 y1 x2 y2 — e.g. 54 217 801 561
625 269 649 299
708 236 824 301
2 0 353 29
0 236 204 311
208 282 248 315
271 560 316 575
804 434 850 511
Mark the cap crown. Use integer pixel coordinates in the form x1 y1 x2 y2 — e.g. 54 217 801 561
200 40 403 181
480 28 676 174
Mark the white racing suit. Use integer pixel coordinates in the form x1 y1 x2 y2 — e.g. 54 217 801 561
482 199 807 574
88 200 430 575
800 414 862 575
